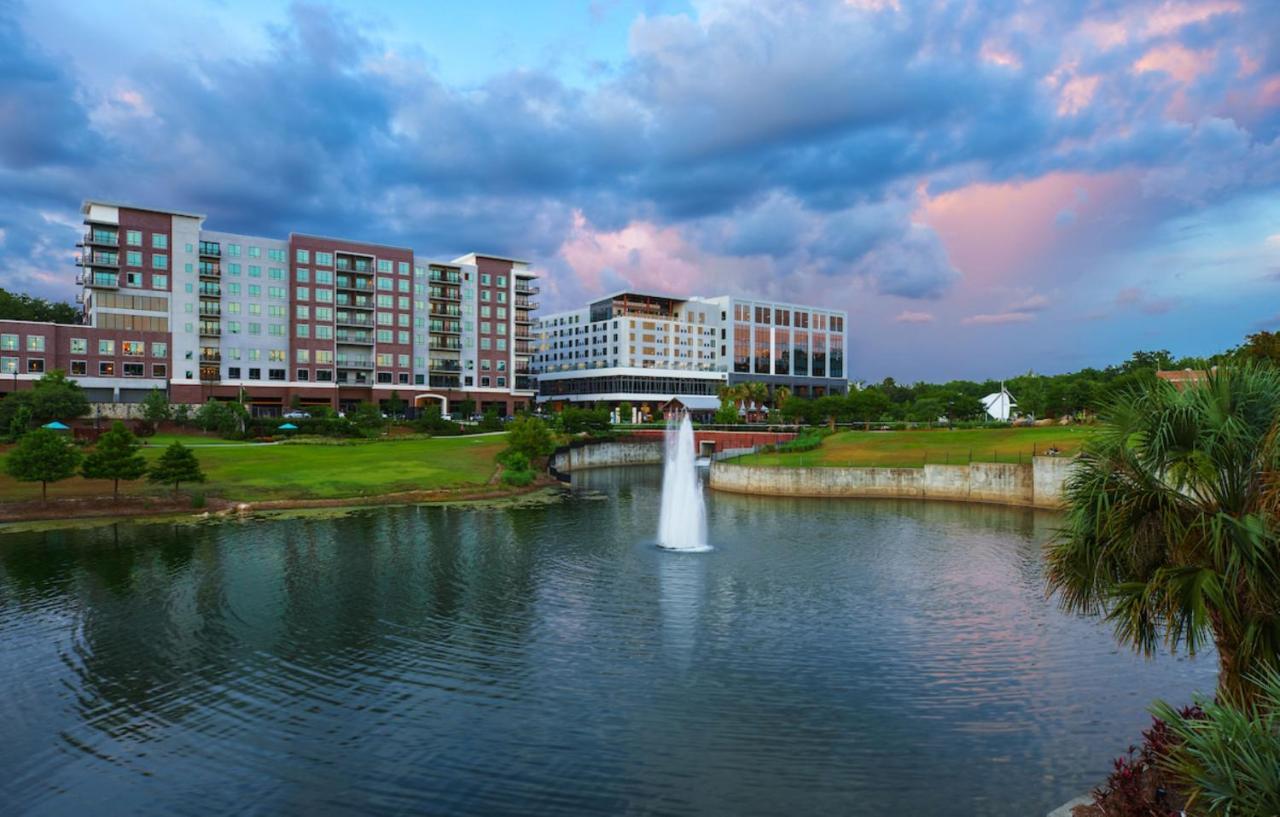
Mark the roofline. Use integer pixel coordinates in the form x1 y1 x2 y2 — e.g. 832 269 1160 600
288 232 415 254
589 290 689 304
82 199 206 220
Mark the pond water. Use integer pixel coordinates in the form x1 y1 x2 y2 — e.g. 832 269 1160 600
0 467 1213 817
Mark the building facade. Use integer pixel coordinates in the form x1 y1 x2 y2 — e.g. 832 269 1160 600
0 200 538 415
532 291 847 418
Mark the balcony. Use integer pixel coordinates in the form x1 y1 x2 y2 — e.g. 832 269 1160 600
336 258 375 274
515 311 534 325
336 313 373 327
336 359 374 370
429 322 461 335
514 297 539 310
336 331 374 345
429 339 462 351
514 343 533 355
199 263 221 278
430 304 462 317
429 360 462 372
198 286 221 298
200 366 220 381
336 372 373 386
514 329 535 342
81 230 119 247
77 249 120 267
515 282 540 296
336 276 374 291
429 375 460 388
77 272 120 289
199 242 221 257
515 375 536 391
428 269 462 284
335 294 373 309
198 305 222 317
199 351 222 363
430 288 461 302
199 323 222 337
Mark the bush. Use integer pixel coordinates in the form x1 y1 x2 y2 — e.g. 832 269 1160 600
556 406 611 434
500 451 530 471
414 405 463 436
1152 669 1280 816
190 492 206 509
477 408 505 432
504 415 554 461
502 467 535 487
1089 707 1204 816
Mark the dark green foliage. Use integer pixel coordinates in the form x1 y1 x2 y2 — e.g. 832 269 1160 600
1152 669 1280 816
0 370 90 431
1045 365 1280 704
1235 330 1280 365
456 399 476 418
139 388 171 435
413 405 461 435
81 421 147 500
147 442 206 493
0 288 79 324
504 415 554 461
714 399 739 424
349 402 385 435
617 401 634 423
195 399 248 437
555 406 611 434
5 427 82 501
477 408 504 432
172 404 192 427
384 391 405 418
5 403 32 442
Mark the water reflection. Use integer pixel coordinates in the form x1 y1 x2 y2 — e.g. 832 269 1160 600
0 468 1214 817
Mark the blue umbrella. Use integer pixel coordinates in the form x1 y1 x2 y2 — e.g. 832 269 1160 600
42 421 70 430
278 422 298 430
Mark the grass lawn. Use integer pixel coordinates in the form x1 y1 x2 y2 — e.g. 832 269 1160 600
734 426 1098 468
139 433 255 447
0 434 507 503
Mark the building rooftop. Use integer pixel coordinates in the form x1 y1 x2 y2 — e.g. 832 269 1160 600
82 199 206 220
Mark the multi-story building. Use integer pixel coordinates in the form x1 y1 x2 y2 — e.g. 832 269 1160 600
0 200 539 416
532 290 846 418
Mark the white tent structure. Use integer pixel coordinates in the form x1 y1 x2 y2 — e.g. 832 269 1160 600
981 385 1016 422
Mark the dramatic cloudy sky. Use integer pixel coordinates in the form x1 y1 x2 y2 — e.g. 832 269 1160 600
1 0 1277 380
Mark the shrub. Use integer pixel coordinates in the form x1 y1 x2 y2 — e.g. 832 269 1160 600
414 405 462 436
1090 707 1204 816
502 467 535 487
1153 669 1280 817
555 406 611 434
190 492 206 509
504 415 554 461
477 408 505 432
5 427 82 502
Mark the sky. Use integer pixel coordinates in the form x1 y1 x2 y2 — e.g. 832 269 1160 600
1 0 1277 381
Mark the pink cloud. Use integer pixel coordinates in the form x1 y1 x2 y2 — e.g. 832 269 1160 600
1007 293 1050 312
1133 43 1215 84
1144 0 1242 37
1116 286 1178 315
961 312 1036 326
1057 74 1100 116
894 310 935 323
557 210 706 296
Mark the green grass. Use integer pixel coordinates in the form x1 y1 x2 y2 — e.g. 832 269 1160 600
734 426 1097 468
0 434 507 502
139 433 253 447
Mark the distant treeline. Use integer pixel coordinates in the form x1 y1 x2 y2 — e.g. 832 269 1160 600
779 332 1280 424
0 287 79 324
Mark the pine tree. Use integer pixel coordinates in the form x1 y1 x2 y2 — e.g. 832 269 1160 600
5 428 82 502
147 442 206 494
81 421 148 501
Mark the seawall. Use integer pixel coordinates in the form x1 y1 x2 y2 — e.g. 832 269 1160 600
709 457 1075 509
550 430 797 473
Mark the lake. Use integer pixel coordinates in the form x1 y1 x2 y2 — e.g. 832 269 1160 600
0 466 1213 816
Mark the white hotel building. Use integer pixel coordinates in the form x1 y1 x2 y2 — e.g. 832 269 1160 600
532 291 847 416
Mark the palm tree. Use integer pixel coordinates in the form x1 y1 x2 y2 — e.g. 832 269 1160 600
1045 365 1280 703
717 383 745 405
773 385 792 407
744 382 769 420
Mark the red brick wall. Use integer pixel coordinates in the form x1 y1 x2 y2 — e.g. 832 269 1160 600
0 321 170 387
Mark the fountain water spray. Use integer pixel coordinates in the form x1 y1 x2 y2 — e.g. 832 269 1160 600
657 413 711 551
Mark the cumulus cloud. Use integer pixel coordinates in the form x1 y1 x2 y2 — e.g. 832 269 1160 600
894 310 935 323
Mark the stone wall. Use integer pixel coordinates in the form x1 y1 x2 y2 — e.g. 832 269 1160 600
709 457 1073 509
551 441 665 472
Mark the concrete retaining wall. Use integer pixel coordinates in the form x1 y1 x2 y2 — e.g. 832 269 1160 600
709 457 1073 509
551 441 665 472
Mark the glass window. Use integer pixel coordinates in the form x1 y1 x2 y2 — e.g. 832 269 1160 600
0 356 16 373
248 265 261 278
296 287 310 301
295 248 310 263
152 364 167 378
248 246 261 258
152 233 168 249
315 252 332 266
227 244 240 257
71 360 87 375
126 230 142 246
0 334 15 351
377 259 392 273
126 250 143 267
70 338 87 354
152 274 168 289
296 268 310 283
98 339 115 355
99 361 115 376
152 342 167 357
26 335 45 352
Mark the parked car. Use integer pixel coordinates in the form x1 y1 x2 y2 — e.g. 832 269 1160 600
282 410 310 420
440 412 453 421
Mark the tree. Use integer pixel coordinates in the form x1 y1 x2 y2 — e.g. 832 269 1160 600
196 399 248 437
0 370 91 431
349 401 384 434
5 403 32 442
385 391 405 418
714 398 739 425
505 415 555 461
456 398 476 418
140 388 171 435
0 287 79 324
773 386 791 408
81 421 148 501
1045 365 1280 704
617 401 634 424
148 442 206 494
5 428 82 502
173 404 192 427
1236 330 1280 365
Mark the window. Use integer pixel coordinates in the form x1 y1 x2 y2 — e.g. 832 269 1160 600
27 358 44 374
152 342 167 358
480 274 490 285
315 252 332 266
152 234 168 249
248 368 261 380
315 288 332 302
122 341 145 357
269 267 283 280
248 285 262 298
70 360 87 375
248 265 261 278
269 368 285 381
377 276 392 291
152 274 168 289
315 325 332 340
248 323 261 336
27 335 45 352
0 356 15 373
126 271 143 287
99 361 115 376
126 250 143 267
497 275 506 287
249 245 261 258
70 337 87 354
316 350 333 364
295 248 310 263
268 249 286 262
126 230 142 246
123 362 144 377
228 367 241 378
296 324 310 338
377 259 392 273
296 268 310 283
296 349 311 363
98 339 115 355
269 324 284 336
297 369 310 381
152 364 167 378
296 287 310 301
0 334 16 351
315 269 332 284
316 369 333 382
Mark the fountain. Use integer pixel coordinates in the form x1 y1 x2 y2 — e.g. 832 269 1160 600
657 413 711 551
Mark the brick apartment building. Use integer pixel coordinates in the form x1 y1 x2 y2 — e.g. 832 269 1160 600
0 201 539 416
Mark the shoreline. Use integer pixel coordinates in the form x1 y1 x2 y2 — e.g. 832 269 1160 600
0 481 565 534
